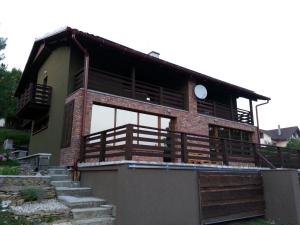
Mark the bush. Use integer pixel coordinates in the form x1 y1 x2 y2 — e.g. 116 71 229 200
287 139 300 150
0 159 20 167
19 188 46 202
0 128 30 146
0 166 19 175
0 211 33 225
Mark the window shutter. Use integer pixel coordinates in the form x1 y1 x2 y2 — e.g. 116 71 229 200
61 100 74 148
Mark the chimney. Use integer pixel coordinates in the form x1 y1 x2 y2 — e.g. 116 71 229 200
148 51 160 58
278 125 281 136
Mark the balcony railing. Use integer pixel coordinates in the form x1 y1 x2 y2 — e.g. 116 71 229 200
16 84 52 119
197 100 253 125
80 124 300 169
74 68 186 110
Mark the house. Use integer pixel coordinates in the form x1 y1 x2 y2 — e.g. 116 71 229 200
260 125 300 147
15 27 270 166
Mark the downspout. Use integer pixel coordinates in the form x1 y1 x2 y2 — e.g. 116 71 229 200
255 100 270 143
71 33 90 163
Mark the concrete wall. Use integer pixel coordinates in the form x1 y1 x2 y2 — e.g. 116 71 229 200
29 47 71 165
262 170 300 225
80 165 200 225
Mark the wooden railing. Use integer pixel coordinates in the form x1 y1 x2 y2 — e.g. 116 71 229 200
74 68 186 110
80 124 300 169
17 84 52 112
197 100 253 125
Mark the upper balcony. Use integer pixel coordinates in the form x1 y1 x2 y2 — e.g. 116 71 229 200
197 100 253 125
74 67 186 110
16 84 52 120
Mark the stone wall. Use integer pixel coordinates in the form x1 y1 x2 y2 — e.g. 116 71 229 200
0 176 56 205
60 79 258 166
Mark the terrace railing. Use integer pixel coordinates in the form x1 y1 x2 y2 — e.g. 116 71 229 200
197 100 253 125
80 124 299 169
74 68 186 110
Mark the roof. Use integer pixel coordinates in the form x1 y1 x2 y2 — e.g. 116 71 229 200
15 27 271 101
261 126 300 141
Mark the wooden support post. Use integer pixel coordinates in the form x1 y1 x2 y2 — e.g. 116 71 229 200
213 101 217 117
131 67 136 98
222 139 229 165
181 133 188 163
170 132 176 162
230 96 234 120
159 87 163 105
99 131 106 162
278 147 284 168
125 124 133 160
252 143 260 166
249 99 254 125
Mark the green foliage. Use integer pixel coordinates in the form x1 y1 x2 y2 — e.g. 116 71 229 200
0 211 33 225
0 68 22 126
0 128 30 146
0 36 23 127
287 139 300 150
19 188 46 202
0 159 20 167
0 166 19 175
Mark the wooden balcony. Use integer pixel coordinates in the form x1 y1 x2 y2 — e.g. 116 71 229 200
16 84 52 120
81 124 300 169
197 100 253 125
74 68 186 110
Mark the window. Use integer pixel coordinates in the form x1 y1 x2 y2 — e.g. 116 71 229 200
209 125 252 142
33 115 49 135
90 104 172 133
61 100 74 147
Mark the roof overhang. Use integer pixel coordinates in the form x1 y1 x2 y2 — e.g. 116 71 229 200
15 27 271 101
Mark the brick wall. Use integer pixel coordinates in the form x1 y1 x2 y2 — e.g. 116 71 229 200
60 80 258 166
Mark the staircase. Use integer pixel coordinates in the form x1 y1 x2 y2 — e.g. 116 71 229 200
48 167 115 225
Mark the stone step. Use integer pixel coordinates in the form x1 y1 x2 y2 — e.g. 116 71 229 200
50 174 71 181
58 196 106 209
51 180 80 188
73 217 115 225
72 207 112 220
56 187 92 197
48 168 69 175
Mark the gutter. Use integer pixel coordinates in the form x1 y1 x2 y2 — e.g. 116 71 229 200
255 100 270 143
71 32 90 160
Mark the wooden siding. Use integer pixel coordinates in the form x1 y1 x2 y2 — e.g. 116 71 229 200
199 171 265 224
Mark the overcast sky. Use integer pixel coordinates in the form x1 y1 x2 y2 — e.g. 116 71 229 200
1 0 299 130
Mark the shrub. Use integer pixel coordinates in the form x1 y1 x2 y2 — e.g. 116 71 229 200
0 211 33 225
0 128 30 147
19 188 46 202
0 166 19 175
0 159 20 167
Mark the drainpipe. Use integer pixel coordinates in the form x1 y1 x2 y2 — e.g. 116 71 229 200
71 33 90 162
255 100 270 144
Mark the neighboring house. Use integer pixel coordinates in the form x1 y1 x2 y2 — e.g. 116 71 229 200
15 27 270 166
260 126 300 147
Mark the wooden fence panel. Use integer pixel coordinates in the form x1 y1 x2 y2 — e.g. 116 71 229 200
199 171 265 224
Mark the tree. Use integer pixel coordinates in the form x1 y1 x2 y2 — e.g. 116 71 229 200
0 37 22 128
287 139 300 150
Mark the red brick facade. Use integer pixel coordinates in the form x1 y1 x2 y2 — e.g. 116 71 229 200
60 80 258 166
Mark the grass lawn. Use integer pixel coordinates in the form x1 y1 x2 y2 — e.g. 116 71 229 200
0 211 33 225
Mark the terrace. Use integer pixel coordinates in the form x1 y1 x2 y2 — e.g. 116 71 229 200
81 124 300 169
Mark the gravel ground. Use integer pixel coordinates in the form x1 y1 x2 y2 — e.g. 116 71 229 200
10 199 69 215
